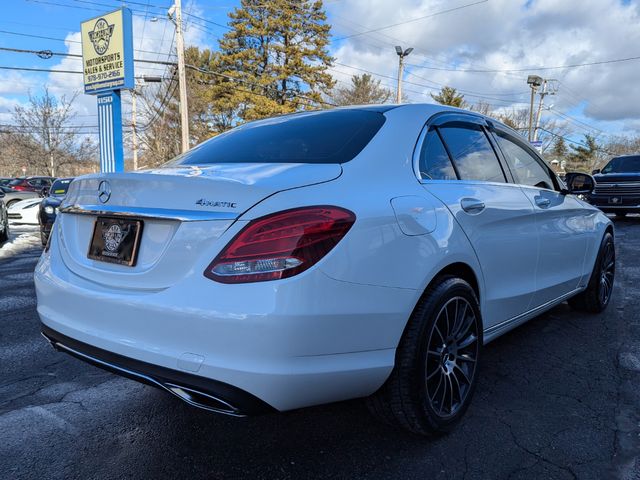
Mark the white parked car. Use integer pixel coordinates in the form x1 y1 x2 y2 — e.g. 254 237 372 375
35 105 614 434
8 197 41 225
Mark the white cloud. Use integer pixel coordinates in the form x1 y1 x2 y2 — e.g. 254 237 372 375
326 0 640 134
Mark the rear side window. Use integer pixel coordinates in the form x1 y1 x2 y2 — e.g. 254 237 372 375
438 123 506 183
494 131 555 190
171 109 386 166
419 129 457 180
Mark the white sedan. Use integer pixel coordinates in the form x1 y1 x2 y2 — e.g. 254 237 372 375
35 105 614 435
8 198 41 225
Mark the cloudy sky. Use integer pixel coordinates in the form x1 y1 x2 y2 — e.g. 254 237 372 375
1 0 639 149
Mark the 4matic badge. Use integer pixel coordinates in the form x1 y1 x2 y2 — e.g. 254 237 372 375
195 199 238 208
88 18 115 55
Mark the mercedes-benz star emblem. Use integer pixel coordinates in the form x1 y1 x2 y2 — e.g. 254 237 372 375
98 180 111 204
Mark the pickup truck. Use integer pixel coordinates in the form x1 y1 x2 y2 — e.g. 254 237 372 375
589 154 640 218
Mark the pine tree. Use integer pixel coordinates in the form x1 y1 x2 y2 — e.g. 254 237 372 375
566 134 600 172
210 0 335 123
551 136 568 159
331 74 393 106
430 86 467 108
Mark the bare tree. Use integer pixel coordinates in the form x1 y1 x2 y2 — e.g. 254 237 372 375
9 88 96 177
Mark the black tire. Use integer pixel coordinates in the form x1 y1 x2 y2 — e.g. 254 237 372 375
40 230 48 247
614 212 627 218
366 276 482 435
6 199 19 208
0 219 8 244
568 232 615 313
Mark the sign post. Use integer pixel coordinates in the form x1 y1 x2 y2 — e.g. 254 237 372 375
81 8 134 173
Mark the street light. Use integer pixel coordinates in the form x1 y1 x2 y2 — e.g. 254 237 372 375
395 46 413 104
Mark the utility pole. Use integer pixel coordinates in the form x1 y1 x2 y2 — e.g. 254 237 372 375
532 79 557 142
131 87 138 171
395 46 413 104
526 75 543 142
130 76 162 171
169 0 189 153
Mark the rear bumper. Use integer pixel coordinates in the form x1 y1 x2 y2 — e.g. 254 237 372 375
35 233 414 411
41 324 273 416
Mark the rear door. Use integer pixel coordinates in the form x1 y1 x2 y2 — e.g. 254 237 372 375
489 125 590 307
418 113 539 328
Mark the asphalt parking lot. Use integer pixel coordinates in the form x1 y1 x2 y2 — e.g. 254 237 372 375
1 221 639 480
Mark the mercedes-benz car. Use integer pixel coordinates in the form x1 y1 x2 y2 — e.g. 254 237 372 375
589 154 640 217
38 177 74 246
35 105 614 435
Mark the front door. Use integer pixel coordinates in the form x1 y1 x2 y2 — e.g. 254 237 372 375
489 127 590 307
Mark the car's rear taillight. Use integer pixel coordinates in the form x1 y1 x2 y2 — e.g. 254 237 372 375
204 206 355 284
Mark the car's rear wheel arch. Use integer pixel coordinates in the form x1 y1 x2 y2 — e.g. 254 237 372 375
428 262 480 305
399 261 483 343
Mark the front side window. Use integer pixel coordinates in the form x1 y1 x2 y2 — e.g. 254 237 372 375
494 131 555 190
438 123 506 183
419 128 457 180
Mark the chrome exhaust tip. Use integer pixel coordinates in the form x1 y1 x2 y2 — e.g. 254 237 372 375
164 383 244 417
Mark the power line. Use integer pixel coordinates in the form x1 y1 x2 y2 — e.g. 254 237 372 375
0 29 174 57
406 54 640 74
184 64 338 108
0 46 176 67
333 0 488 41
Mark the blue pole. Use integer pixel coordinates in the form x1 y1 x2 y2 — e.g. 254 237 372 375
97 91 124 173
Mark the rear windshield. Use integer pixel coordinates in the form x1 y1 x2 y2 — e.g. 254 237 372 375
169 109 386 166
50 179 72 196
602 156 640 174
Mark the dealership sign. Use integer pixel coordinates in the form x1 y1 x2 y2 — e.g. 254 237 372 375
81 8 134 94
81 8 134 173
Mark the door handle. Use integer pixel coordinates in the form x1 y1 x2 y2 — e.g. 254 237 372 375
535 197 551 209
460 198 486 214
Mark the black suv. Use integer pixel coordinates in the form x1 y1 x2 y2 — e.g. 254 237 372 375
589 155 640 218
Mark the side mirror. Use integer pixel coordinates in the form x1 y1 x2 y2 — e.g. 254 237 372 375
592 169 601 175
564 172 595 195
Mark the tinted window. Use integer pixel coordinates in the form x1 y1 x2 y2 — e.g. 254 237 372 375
170 110 386 166
494 131 554 190
438 123 506 183
602 156 640 174
8 179 23 186
50 179 72 197
419 129 457 180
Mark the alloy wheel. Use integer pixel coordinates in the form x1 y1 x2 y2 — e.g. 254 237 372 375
599 239 615 305
425 296 479 418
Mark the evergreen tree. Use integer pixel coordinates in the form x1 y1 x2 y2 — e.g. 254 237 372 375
430 86 467 108
210 0 334 123
331 74 393 106
551 136 568 159
566 134 600 172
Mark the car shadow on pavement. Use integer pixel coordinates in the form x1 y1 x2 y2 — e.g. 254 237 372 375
105 301 617 480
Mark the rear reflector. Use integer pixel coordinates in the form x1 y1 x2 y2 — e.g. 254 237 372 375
204 206 355 284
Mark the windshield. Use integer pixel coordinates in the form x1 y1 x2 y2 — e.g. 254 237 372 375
168 109 386 166
49 179 72 197
601 156 640 174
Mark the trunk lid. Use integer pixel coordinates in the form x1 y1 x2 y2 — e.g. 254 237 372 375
56 163 342 290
